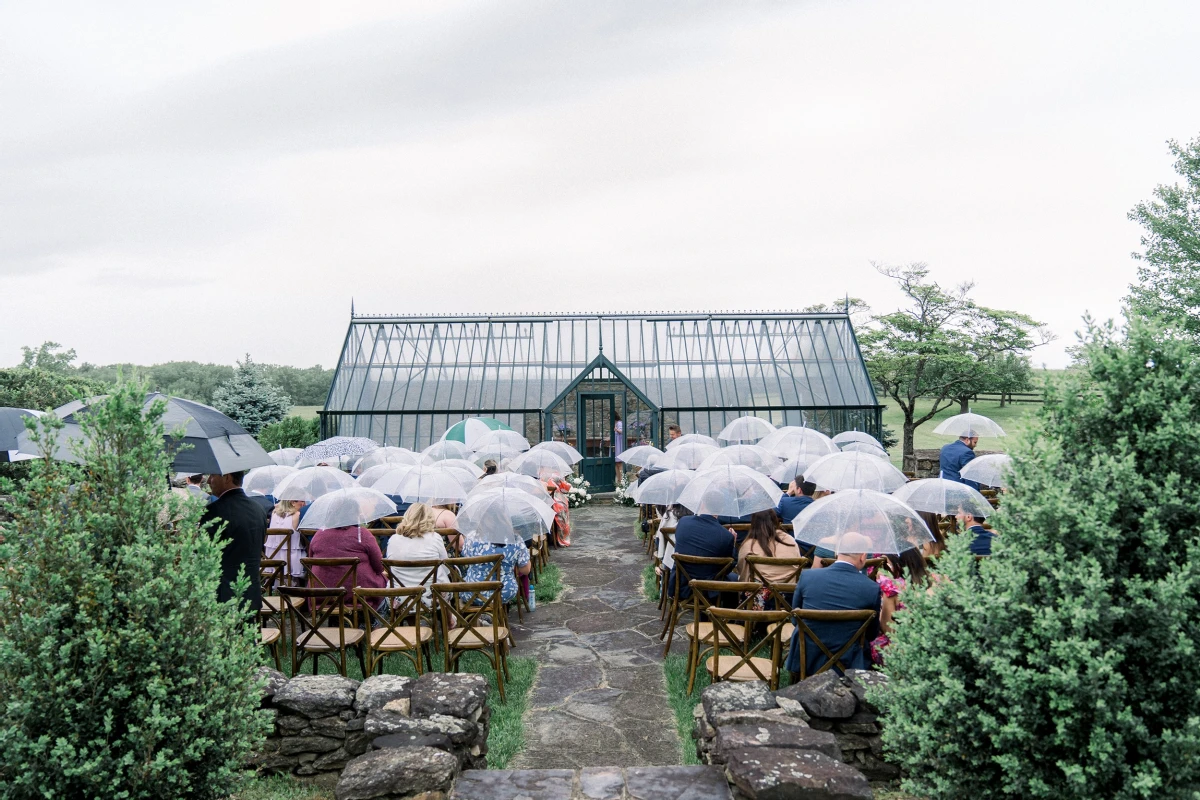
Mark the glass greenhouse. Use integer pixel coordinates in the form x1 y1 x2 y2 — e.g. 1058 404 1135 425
321 312 882 491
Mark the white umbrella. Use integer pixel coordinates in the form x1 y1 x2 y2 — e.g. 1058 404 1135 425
653 442 720 470
531 440 584 465
473 429 531 452
632 469 695 506
666 433 720 450
352 447 423 475
839 441 890 459
677 465 783 517
458 488 554 545
473 473 554 505
244 465 297 497
832 431 883 449
300 436 379 463
509 448 572 480
422 440 472 462
792 489 934 554
960 453 1013 488
356 463 415 489
717 416 777 442
617 444 664 468
758 426 837 460
892 478 993 518
434 458 484 478
274 466 357 502
933 413 1007 438
769 454 827 485
269 447 303 467
698 444 780 475
296 487 397 530
379 464 469 505
471 442 527 466
430 461 482 493
805 451 908 493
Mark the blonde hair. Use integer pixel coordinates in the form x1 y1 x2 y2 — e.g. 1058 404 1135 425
274 499 303 517
398 502 436 538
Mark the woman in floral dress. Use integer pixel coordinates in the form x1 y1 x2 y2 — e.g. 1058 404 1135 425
869 548 930 665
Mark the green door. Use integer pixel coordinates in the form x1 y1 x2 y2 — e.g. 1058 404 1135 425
578 393 617 492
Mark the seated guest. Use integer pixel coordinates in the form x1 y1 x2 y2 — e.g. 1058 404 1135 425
668 512 736 601
267 499 307 579
432 502 461 550
307 519 388 604
786 532 882 681
737 509 801 583
481 460 499 477
964 515 996 555
386 503 450 606
776 479 816 523
655 503 691 577
870 548 929 664
458 531 531 605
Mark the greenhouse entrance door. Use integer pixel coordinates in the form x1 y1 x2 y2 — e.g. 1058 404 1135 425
578 393 617 492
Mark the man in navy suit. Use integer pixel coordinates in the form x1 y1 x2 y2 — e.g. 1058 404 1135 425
668 513 736 601
776 479 816 523
200 471 267 616
940 435 980 489
786 532 882 681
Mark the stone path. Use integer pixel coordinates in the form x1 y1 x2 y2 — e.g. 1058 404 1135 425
510 505 686 769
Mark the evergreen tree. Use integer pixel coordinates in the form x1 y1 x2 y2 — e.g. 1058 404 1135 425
0 382 270 799
257 415 321 451
211 355 291 435
874 317 1200 799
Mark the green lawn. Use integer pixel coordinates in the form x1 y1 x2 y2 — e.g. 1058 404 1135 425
880 397 1042 466
289 406 321 419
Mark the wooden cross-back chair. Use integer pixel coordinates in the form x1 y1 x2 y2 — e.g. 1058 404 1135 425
704 607 791 690
683 579 761 693
743 555 810 586
370 529 393 556
431 580 511 701
443 554 502 583
660 554 734 656
654 527 677 613
264 528 301 582
435 528 461 558
301 556 361 626
791 608 877 681
355 586 434 676
258 558 287 670
379 515 404 528
277 586 366 677
382 557 445 642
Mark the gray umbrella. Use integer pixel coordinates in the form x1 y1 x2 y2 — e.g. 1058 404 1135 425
1 407 41 463
16 393 274 474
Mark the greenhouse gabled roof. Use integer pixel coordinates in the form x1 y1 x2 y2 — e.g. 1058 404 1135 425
325 312 880 414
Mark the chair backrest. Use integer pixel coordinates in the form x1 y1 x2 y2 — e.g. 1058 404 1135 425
301 557 360 593
765 581 798 612
431 580 503 648
435 528 460 557
355 586 426 648
744 555 809 585
277 586 349 647
264 528 296 561
818 556 887 572
382 558 442 592
688 579 762 618
728 523 751 533
260 558 286 595
792 608 877 679
443 554 502 583
370 529 393 554
379 516 404 528
669 554 734 600
706 606 792 684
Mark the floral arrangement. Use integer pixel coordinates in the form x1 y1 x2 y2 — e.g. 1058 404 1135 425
564 472 592 508
613 473 637 506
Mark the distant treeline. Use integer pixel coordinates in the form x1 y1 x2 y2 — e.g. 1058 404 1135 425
71 362 334 406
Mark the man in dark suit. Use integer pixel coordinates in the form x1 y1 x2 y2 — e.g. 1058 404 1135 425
668 513 736 601
201 471 267 615
776 478 816 523
786 532 882 681
940 436 980 489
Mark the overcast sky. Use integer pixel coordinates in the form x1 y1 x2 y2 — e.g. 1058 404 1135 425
2 1 1198 370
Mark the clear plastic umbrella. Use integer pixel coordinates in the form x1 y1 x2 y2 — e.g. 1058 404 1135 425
666 433 720 450
892 478 993 518
274 466 358 502
933 413 1006 438
300 436 379 463
531 440 583 465
352 446 423 475
244 465 297 497
473 473 554 505
832 431 883 449
769 454 827 485
698 444 780 475
839 441 890 459
296 487 397 530
356 463 414 489
758 426 838 460
960 453 1013 487
617 444 663 468
458 488 554 545
633 469 695 506
653 442 720 470
791 489 934 554
473 429 531 452
430 462 480 494
434 458 484 478
422 440 472 462
471 442 529 466
509 448 572 480
374 465 469 505
677 465 783 517
805 451 908 493
269 447 303 467
718 416 777 442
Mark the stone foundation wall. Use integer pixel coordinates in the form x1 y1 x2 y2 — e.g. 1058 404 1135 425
911 448 1001 478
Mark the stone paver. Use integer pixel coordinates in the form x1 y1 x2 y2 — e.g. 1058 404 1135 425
451 765 732 800
511 505 685 769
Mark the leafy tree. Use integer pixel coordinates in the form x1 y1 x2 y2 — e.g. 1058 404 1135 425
257 415 321 451
261 364 335 407
1126 135 1200 347
875 317 1200 799
18 341 77 372
860 263 1048 470
0 381 270 799
0 367 107 411
211 355 291 435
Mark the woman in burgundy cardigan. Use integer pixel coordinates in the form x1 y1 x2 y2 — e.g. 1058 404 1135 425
307 525 388 603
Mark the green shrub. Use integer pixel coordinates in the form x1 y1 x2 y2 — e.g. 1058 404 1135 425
212 355 291 435
0 366 107 411
0 382 271 799
258 416 321 451
875 318 1200 799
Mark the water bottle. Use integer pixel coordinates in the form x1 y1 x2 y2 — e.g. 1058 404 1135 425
528 585 537 611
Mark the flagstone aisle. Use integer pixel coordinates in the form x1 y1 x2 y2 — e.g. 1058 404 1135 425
509 504 686 769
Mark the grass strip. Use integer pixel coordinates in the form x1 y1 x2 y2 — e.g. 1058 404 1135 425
534 563 564 603
231 774 331 800
663 653 707 766
642 563 660 602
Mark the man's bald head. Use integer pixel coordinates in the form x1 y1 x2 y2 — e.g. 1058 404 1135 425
836 532 872 569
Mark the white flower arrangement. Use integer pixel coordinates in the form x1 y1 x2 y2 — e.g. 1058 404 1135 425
565 473 592 508
613 474 637 506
